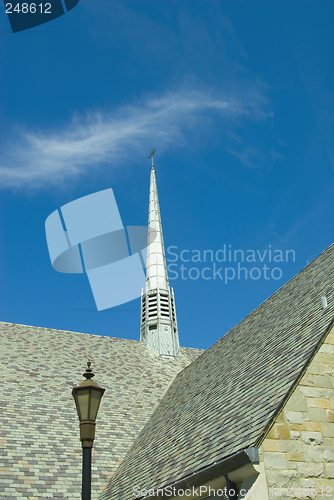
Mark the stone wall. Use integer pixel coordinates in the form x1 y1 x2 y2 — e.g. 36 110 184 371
258 325 334 500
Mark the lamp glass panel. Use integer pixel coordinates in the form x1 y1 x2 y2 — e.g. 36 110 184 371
77 389 90 420
90 389 102 420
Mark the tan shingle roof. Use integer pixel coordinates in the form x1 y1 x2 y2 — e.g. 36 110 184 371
101 244 334 500
0 322 202 499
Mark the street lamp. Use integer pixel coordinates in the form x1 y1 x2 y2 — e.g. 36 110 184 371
72 361 105 500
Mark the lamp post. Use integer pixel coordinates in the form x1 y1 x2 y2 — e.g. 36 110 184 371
72 361 105 500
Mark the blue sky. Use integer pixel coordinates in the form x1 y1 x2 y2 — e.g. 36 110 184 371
1 1 334 350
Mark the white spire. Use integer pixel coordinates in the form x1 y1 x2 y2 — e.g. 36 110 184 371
145 165 169 291
140 150 179 358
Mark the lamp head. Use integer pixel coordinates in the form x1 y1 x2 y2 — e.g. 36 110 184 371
72 361 105 448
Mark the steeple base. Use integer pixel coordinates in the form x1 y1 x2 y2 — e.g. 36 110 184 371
140 288 179 358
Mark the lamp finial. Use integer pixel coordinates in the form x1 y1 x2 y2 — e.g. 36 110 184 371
83 359 95 380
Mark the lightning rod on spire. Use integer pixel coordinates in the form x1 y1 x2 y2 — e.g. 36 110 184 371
149 148 156 168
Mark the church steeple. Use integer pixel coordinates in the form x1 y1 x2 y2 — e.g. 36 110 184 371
140 150 180 358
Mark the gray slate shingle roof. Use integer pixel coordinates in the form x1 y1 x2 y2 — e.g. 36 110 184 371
0 322 202 499
101 243 334 500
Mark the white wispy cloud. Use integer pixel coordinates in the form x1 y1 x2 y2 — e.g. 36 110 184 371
0 85 271 188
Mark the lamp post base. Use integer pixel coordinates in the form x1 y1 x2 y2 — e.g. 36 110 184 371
82 447 92 500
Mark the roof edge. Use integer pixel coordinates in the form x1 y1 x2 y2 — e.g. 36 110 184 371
140 447 259 499
205 243 334 354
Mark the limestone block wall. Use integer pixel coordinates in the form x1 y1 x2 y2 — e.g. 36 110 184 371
259 326 334 500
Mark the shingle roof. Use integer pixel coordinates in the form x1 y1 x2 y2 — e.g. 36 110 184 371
0 322 202 499
101 243 334 500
